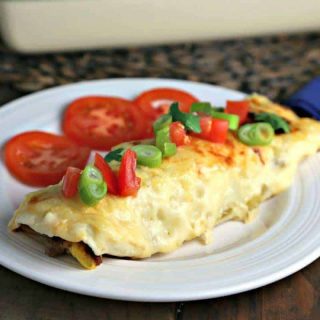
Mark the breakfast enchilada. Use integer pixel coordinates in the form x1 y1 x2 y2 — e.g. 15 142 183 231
7 93 320 269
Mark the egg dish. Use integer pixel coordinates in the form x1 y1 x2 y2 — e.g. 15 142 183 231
8 94 320 269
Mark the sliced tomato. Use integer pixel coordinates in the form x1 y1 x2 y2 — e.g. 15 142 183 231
5 131 90 187
118 149 141 197
94 153 118 195
225 100 249 125
134 87 199 120
170 122 190 146
63 96 146 150
209 119 229 144
62 167 82 198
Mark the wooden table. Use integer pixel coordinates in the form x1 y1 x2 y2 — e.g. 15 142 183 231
0 85 319 320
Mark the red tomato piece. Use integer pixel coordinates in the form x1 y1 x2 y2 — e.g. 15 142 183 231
94 153 118 195
134 88 199 118
225 100 250 124
5 131 90 187
192 116 212 140
170 122 190 146
63 96 146 150
210 119 229 144
118 149 141 197
62 167 82 198
134 88 199 139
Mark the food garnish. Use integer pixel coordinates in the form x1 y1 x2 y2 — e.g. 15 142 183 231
254 112 290 133
131 145 162 168
225 100 250 124
238 123 275 146
118 149 141 197
94 153 118 195
78 165 107 206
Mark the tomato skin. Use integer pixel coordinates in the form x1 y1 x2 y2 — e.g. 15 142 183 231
209 119 229 143
94 153 118 195
169 122 190 146
62 167 81 198
225 100 249 125
118 149 141 197
4 131 90 187
63 96 145 150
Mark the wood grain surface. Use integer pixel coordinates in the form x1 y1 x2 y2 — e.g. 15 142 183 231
0 86 319 320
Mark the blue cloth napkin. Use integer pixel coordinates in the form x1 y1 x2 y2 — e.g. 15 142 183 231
286 77 320 120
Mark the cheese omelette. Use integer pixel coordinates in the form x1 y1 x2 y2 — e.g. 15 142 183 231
9 95 320 269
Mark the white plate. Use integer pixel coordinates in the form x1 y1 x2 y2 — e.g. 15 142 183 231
0 78 319 302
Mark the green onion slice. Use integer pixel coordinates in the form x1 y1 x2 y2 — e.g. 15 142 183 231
155 126 177 158
156 126 170 147
238 123 274 146
169 102 201 133
78 165 107 206
211 111 239 130
254 113 290 133
162 142 177 158
153 114 172 132
131 145 162 168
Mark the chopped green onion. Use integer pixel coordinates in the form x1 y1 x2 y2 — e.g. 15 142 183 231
238 123 274 146
131 145 162 168
156 126 170 149
78 165 107 206
211 111 239 130
162 142 177 157
190 102 213 114
155 126 177 158
153 114 172 132
104 148 125 163
254 113 290 133
169 102 201 133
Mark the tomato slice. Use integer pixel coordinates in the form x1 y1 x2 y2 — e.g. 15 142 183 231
133 88 199 138
225 100 249 125
209 119 229 143
118 149 141 197
62 167 82 198
94 153 118 195
63 96 146 150
5 131 90 187
169 122 190 146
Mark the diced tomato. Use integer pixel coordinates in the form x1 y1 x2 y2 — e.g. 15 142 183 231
62 167 82 198
4 131 90 187
169 122 190 146
225 100 249 124
118 149 141 197
192 116 212 140
62 96 146 150
94 153 118 195
209 119 229 143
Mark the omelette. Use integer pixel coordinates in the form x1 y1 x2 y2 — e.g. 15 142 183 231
8 95 320 269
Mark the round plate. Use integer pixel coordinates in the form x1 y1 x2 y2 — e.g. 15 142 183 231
0 79 319 302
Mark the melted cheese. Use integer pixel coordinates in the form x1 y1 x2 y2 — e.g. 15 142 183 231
9 95 320 258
